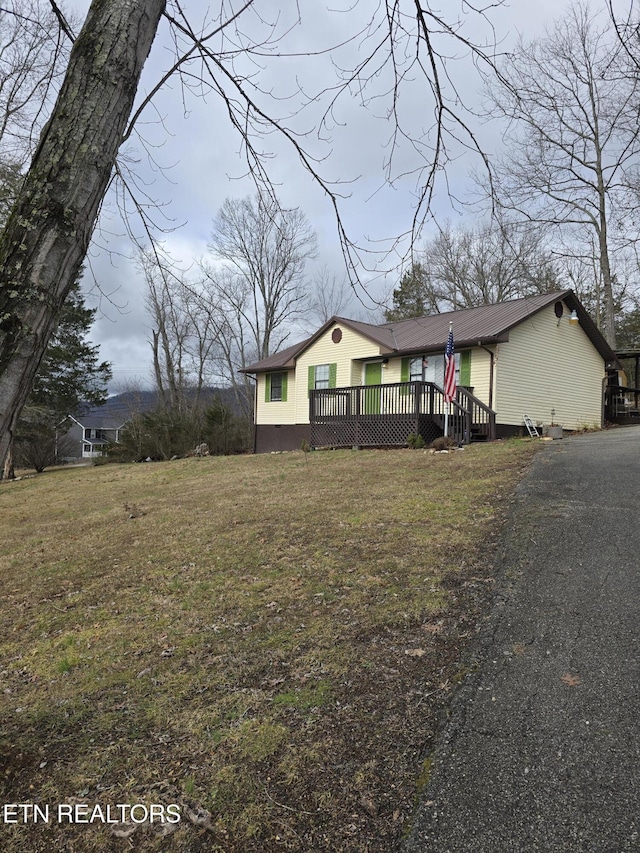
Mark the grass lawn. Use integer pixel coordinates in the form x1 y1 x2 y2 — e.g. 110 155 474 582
0 441 537 852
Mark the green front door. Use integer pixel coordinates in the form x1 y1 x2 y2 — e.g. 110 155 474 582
364 362 382 414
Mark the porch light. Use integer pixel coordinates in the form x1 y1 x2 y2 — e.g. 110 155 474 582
569 309 579 325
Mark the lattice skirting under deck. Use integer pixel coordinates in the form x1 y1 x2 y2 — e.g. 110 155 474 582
310 414 447 448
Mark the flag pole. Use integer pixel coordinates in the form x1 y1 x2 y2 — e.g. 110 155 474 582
444 321 455 439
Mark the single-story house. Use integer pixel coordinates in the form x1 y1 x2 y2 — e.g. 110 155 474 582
242 290 620 453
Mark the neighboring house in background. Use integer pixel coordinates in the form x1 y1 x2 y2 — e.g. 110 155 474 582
59 386 247 462
242 290 620 453
62 412 128 460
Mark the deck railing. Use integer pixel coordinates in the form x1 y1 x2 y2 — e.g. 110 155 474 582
605 384 640 421
456 386 496 441
309 381 495 448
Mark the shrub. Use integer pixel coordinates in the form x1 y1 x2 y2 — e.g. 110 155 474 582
109 398 252 462
407 432 426 449
430 436 457 451
202 398 251 455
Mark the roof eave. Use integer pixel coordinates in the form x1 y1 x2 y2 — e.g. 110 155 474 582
241 356 297 375
561 292 618 365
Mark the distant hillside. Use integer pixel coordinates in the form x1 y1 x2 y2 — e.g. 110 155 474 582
76 386 250 424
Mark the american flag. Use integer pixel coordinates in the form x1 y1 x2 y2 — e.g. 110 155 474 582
444 324 456 403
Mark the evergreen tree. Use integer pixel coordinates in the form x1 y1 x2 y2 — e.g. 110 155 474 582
13 280 111 473
384 263 431 322
28 280 111 417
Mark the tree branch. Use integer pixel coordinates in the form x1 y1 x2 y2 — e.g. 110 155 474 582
48 0 75 42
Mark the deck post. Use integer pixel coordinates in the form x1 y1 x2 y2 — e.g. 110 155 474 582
414 381 421 440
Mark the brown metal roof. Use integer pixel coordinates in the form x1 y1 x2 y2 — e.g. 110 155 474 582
242 339 310 373
385 291 567 352
242 290 617 373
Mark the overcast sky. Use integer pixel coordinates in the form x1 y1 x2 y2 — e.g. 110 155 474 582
66 0 583 392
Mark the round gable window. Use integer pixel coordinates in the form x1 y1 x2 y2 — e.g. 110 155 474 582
332 327 343 343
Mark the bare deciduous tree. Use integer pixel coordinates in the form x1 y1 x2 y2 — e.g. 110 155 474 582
386 220 559 319
0 0 72 163
486 1 640 346
183 194 316 417
0 0 77 479
303 265 354 329
0 0 508 475
196 269 256 419
428 222 558 310
206 194 317 360
139 247 224 413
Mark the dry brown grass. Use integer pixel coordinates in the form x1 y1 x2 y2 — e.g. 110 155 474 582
0 442 537 852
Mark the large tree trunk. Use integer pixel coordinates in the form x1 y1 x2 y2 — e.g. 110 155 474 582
0 0 166 477
597 193 617 349
2 441 14 480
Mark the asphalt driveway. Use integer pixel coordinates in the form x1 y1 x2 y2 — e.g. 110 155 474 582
402 427 640 853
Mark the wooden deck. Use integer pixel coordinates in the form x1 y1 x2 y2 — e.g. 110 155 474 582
605 384 640 425
309 381 496 449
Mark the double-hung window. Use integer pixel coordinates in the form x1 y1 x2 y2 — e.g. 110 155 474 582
307 363 337 397
314 364 330 389
265 372 287 402
270 373 283 401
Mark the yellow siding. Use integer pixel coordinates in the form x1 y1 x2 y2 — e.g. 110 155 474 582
295 324 383 423
494 303 605 430
350 358 364 385
384 358 403 384
255 371 296 425
469 347 494 407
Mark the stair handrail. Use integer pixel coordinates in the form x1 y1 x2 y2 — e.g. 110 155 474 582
456 385 494 416
456 385 496 440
